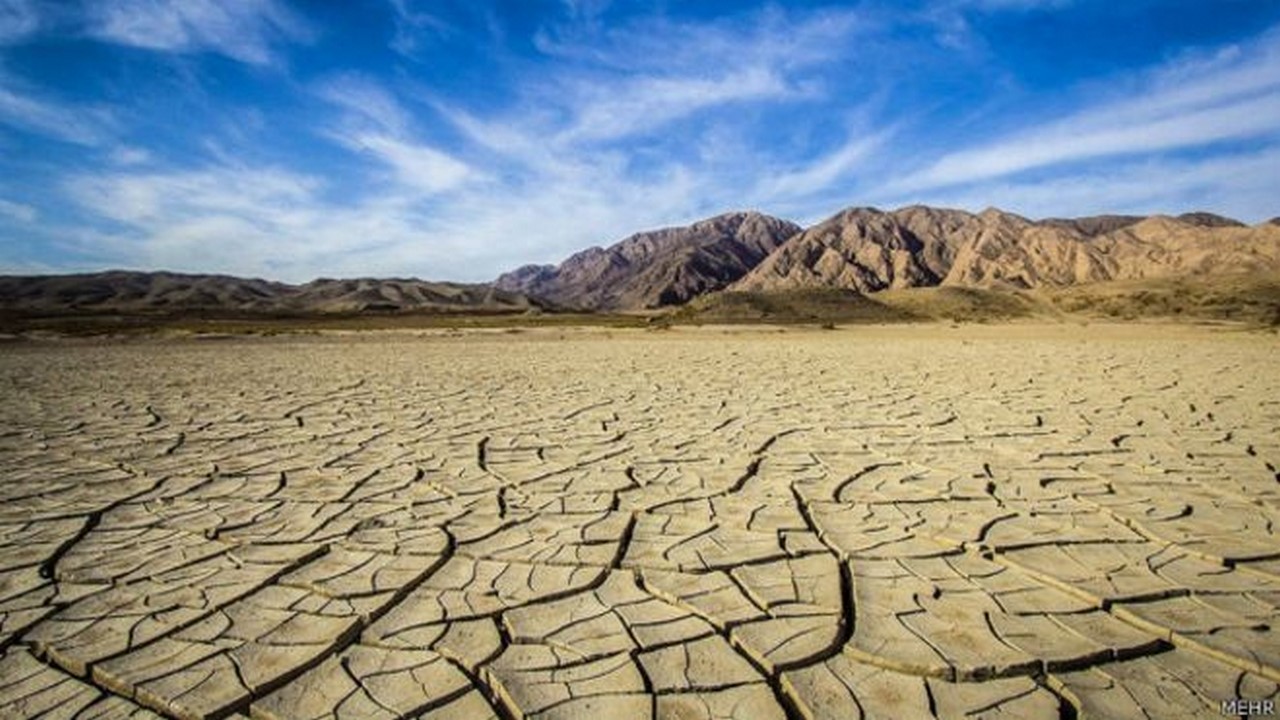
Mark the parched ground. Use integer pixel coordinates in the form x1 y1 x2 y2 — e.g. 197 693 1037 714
0 324 1277 720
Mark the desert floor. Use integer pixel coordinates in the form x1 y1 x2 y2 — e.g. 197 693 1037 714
0 324 1277 719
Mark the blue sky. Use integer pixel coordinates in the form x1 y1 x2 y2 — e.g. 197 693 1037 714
1 0 1278 282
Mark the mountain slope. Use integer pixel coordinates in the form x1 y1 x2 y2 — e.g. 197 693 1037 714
0 271 545 315
495 211 801 310
735 206 1280 293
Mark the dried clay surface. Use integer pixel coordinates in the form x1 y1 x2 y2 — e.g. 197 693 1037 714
0 324 1277 719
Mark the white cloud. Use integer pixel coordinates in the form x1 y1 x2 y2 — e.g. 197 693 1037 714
908 95 1280 189
37 3 1280 284
313 74 478 197
351 134 476 195
885 145 1280 224
314 74 412 137
535 6 860 74
110 146 151 166
83 0 309 65
755 131 892 202
386 0 455 58
58 145 719 282
496 6 868 164
51 7 872 280
916 0 1076 50
63 165 455 281
68 165 316 224
951 0 1073 11
0 197 35 222
561 0 611 21
0 79 114 145
563 66 796 142
893 30 1280 192
385 8 870 266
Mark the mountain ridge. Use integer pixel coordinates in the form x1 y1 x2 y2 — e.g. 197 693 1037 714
0 271 548 315
733 206 1280 295
3 205 1277 320
495 210 802 310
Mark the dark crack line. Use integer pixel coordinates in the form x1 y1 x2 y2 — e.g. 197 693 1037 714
832 462 906 504
37 473 169 581
32 544 329 677
1040 673 1082 720
633 569 805 720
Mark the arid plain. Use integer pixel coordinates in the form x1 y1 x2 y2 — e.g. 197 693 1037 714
1 324 1277 719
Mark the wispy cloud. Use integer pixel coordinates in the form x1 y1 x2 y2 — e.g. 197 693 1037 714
0 0 40 44
399 7 868 260
63 164 449 280
917 0 1076 50
755 130 893 205
314 74 412 136
901 145 1280 222
386 0 454 58
949 0 1074 11
314 73 479 197
892 29 1280 192
109 146 152 166
82 0 310 65
449 8 866 177
349 134 477 195
0 75 114 145
6 1 1279 281
562 67 796 142
0 197 35 222
534 6 860 74
58 156 638 282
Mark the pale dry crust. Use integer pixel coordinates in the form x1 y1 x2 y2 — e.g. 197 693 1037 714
0 324 1276 719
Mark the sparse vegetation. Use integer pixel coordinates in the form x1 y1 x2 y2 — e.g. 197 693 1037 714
670 288 922 325
0 308 651 337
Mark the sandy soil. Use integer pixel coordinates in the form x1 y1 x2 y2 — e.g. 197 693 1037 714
0 324 1277 719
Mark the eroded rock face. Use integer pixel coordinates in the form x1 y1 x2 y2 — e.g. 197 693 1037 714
1 328 1277 719
494 211 802 310
734 206 1280 293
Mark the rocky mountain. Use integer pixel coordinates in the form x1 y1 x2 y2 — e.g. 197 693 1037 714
734 206 1280 293
5 206 1276 323
495 211 801 310
0 271 546 315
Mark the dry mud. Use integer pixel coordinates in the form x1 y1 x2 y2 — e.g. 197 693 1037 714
0 324 1277 720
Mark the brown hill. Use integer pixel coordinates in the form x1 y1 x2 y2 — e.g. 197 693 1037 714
495 211 801 310
674 288 921 324
675 276 1280 326
734 207 1280 293
1038 272 1280 324
0 271 545 316
285 278 541 313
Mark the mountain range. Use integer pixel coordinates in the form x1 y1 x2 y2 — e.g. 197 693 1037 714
3 204 1278 322
733 206 1277 294
0 272 546 315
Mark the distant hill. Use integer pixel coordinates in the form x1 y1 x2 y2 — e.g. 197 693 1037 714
0 271 547 316
733 206 1280 293
673 288 921 324
495 211 801 310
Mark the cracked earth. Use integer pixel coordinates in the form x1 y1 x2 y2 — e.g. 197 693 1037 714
0 325 1277 719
